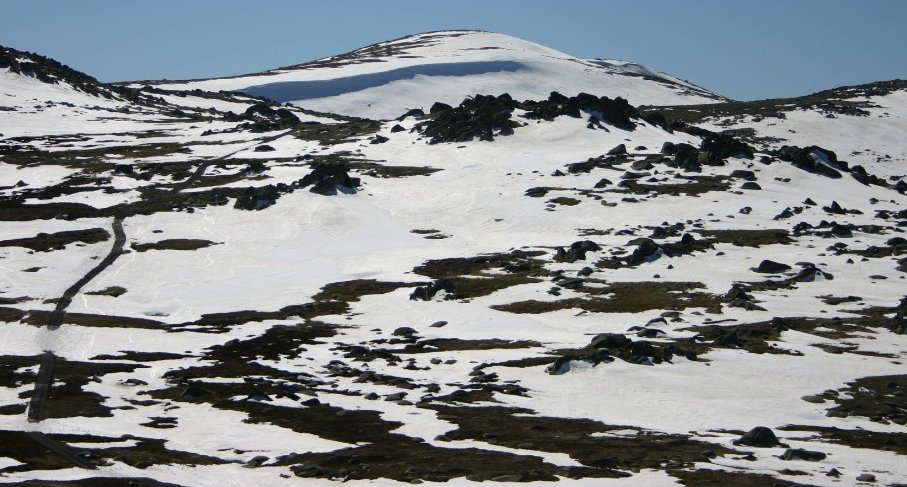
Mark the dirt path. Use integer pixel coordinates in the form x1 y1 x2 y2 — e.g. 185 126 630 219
22 127 299 471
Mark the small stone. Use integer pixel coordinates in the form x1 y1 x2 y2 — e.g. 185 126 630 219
801 395 826 404
385 392 406 401
781 448 826 461
856 473 876 482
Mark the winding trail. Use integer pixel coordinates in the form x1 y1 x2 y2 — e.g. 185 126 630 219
47 216 126 331
22 127 299 473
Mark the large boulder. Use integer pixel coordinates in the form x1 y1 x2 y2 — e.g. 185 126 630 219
755 260 791 274
778 145 844 179
733 427 783 447
627 238 661 265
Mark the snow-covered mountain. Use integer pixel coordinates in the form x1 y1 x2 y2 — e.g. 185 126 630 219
147 30 724 119
1 33 906 487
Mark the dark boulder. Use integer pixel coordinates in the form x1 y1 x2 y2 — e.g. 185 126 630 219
429 102 452 114
778 145 843 179
731 170 757 181
627 238 660 265
370 135 389 144
781 449 826 461
631 159 653 171
254 144 275 152
113 164 133 175
733 427 783 447
590 333 631 349
741 182 762 190
755 260 791 274
559 277 584 290
390 124 406 133
829 223 853 238
823 201 846 214
790 264 834 282
392 326 418 338
607 143 627 156
896 180 907 195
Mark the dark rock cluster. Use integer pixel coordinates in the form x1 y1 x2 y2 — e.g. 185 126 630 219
226 103 301 132
779 145 887 186
416 91 642 143
553 240 601 263
297 163 360 195
417 94 521 143
410 280 454 301
521 92 639 130
548 329 697 374
233 163 359 209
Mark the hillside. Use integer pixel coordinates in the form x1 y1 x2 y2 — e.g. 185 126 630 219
146 30 725 119
0 33 905 487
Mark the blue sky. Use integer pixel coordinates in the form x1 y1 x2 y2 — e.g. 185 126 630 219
2 0 905 101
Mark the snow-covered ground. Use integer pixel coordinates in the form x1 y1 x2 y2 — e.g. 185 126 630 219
1 33 906 487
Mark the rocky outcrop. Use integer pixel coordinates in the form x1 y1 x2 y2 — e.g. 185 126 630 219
297 163 360 195
418 94 520 143
227 103 301 132
522 92 638 130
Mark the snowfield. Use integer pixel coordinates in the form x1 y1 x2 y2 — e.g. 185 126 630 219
149 30 724 119
0 32 906 486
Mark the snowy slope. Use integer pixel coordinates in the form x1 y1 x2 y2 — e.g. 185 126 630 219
149 30 724 119
1 39 906 487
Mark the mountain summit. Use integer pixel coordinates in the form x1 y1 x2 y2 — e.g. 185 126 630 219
150 30 724 119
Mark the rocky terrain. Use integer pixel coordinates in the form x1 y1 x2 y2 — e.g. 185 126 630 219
0 31 906 486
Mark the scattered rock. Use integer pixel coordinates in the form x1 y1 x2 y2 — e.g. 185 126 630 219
781 448 826 461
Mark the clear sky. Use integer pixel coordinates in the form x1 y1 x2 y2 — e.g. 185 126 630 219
2 0 905 101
